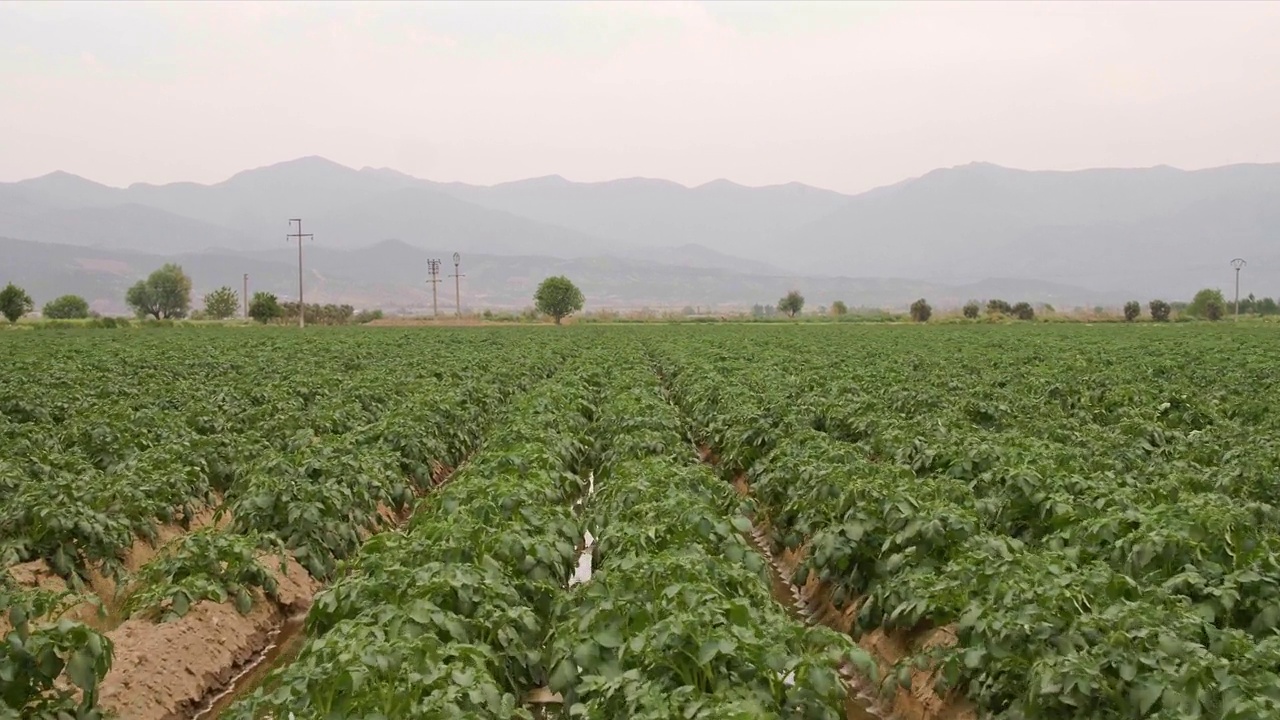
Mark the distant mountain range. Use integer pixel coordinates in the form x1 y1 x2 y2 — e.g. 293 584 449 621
1 157 1276 313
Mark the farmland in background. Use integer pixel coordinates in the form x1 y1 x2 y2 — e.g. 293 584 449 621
4 323 1280 719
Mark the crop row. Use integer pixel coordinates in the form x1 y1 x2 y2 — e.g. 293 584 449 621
650 325 1280 719
547 345 869 719
224 355 598 717
1 330 573 718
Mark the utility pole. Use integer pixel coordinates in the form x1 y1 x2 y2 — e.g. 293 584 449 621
426 258 442 318
287 219 313 328
450 252 464 318
1231 257 1247 321
243 273 249 319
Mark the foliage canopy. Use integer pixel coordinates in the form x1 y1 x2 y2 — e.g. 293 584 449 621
125 264 192 320
534 275 585 325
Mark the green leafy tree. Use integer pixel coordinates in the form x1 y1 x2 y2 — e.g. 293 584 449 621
1149 299 1172 322
830 300 848 317
986 299 1013 315
1123 301 1141 322
1258 297 1279 315
126 264 192 320
909 298 932 323
1205 299 1225 321
1011 301 1035 321
248 292 283 324
1186 288 1226 319
42 295 91 320
203 286 239 320
962 301 980 319
0 282 34 324
534 276 585 325
777 290 804 318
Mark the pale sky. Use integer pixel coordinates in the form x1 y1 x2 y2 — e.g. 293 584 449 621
2 0 1278 194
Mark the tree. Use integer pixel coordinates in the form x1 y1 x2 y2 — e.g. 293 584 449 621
909 298 932 323
0 283 34 324
830 300 848 317
203 286 239 320
1187 288 1227 320
1259 297 1279 316
777 291 805 318
42 294 90 320
987 299 1013 315
1011 301 1035 321
1149 299 1172 322
962 301 980 319
248 291 282 324
126 264 192 319
534 275 585 325
1123 301 1141 322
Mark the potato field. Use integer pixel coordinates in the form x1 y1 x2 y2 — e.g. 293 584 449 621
4 323 1280 720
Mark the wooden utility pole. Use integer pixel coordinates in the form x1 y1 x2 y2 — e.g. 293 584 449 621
287 219 313 328
450 252 464 318
427 258 442 318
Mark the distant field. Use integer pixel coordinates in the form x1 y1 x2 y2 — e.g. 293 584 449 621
4 323 1279 719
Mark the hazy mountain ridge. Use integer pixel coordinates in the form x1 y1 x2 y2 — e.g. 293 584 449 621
790 162 1280 296
1 235 1122 316
3 157 1277 307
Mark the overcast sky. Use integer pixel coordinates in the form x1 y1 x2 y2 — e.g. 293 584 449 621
2 0 1278 193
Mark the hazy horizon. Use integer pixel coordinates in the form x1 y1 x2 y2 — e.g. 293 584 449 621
11 155 1280 196
3 1 1279 194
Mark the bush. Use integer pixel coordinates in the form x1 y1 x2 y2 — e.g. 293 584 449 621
1186 288 1227 319
1123 301 1141 322
830 300 848 317
909 298 932 323
203 286 239 320
1011 302 1035 321
354 309 384 324
986 299 1013 316
1149 300 1172 322
248 292 283 324
963 301 980 319
42 295 90 320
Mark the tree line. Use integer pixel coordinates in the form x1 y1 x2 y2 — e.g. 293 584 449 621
0 264 382 325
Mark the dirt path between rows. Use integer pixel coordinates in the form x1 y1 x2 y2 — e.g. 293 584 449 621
96 556 318 720
5 503 227 631
697 443 974 720
92 462 461 720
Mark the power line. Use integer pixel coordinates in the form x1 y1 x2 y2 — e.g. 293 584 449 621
287 219 313 328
